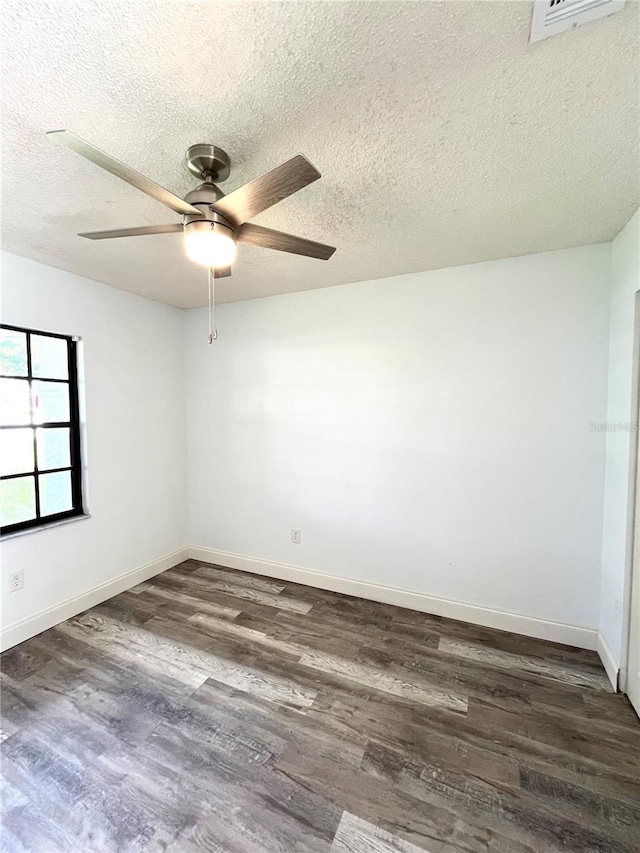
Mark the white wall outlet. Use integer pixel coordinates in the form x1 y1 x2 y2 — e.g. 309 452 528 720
9 570 24 592
291 528 301 544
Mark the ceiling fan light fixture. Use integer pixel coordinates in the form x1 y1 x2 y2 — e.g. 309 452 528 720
46 133 336 342
184 219 237 268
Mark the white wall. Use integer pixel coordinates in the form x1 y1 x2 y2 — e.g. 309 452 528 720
0 252 187 648
600 209 640 667
0 242 618 653
185 244 611 640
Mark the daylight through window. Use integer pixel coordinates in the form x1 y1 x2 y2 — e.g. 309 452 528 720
0 324 83 534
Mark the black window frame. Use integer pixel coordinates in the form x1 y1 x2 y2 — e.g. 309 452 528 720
1 323 84 535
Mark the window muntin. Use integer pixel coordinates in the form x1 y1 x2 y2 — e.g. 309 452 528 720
0 324 83 534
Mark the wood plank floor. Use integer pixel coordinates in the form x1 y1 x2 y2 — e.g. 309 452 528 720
1 559 639 853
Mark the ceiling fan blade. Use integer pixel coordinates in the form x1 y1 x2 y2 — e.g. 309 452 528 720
214 155 320 225
79 224 183 240
237 223 336 260
47 130 201 217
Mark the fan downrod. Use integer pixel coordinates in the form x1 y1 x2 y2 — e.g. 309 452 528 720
185 144 231 182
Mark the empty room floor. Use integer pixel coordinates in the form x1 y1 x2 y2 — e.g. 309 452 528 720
1 561 639 853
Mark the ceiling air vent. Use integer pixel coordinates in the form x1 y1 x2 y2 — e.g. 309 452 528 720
530 0 625 42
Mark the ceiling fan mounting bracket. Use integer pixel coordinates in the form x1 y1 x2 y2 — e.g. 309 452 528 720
185 144 231 182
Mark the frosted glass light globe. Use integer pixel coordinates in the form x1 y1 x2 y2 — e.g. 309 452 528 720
184 220 236 268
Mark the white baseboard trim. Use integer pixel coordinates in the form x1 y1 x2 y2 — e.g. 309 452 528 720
597 631 620 692
189 546 598 651
0 547 189 652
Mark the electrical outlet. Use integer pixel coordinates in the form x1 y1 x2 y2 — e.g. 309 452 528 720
9 570 24 592
291 528 301 544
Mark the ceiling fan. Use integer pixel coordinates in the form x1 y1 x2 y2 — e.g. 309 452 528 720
46 130 336 339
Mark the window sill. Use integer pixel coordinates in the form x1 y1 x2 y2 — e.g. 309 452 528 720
1 512 91 541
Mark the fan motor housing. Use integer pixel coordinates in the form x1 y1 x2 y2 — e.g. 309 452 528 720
184 182 235 233
183 191 236 242
184 182 225 207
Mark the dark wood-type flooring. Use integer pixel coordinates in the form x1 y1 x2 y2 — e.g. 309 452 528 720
1 560 639 852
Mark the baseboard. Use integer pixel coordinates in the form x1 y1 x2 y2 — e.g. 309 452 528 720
3 543 601 657
0 547 189 652
597 631 620 692
188 546 598 651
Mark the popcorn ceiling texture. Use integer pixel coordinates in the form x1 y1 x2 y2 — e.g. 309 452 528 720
1 0 638 308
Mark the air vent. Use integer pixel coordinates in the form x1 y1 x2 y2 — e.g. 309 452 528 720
530 0 625 42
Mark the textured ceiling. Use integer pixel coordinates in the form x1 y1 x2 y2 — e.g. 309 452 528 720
1 1 638 308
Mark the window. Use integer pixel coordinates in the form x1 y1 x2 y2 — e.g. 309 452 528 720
0 324 84 535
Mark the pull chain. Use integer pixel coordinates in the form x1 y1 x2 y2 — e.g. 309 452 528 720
208 267 218 343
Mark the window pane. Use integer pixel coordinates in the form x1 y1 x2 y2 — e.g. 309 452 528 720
1 428 34 475
39 470 72 516
31 334 69 380
1 476 36 526
0 378 31 425
33 381 69 424
0 329 28 377
36 427 70 471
